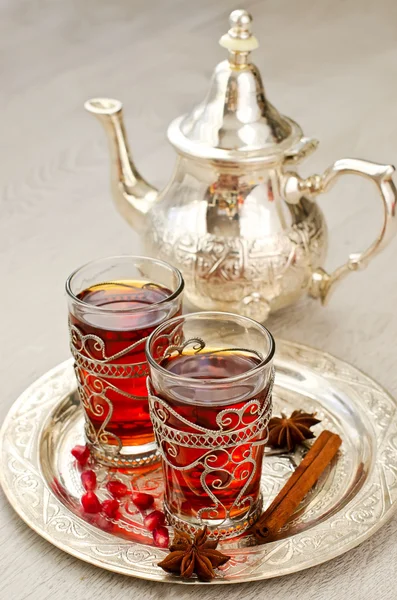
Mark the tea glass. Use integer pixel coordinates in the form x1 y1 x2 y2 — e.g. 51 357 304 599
146 311 275 539
66 255 184 468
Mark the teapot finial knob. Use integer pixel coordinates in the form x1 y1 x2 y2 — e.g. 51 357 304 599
219 9 259 60
228 9 253 39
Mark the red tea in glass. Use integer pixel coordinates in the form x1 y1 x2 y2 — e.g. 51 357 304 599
67 257 183 468
146 312 275 539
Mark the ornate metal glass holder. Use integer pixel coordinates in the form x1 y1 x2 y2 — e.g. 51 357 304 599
70 322 154 468
146 312 275 539
66 255 184 468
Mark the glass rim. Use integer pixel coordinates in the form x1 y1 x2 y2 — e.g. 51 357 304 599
65 255 184 314
146 311 275 385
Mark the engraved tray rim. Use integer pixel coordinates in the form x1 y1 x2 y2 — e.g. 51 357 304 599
1 339 397 585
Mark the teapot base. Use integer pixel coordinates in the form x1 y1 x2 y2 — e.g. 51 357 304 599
183 286 306 323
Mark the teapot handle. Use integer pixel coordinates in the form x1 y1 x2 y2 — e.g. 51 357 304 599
283 158 397 304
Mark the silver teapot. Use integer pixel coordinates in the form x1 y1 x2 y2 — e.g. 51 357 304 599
85 9 396 322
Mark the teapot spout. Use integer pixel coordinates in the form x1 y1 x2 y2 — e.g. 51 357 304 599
85 98 158 231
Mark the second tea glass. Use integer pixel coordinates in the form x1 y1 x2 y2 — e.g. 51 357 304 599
146 311 275 539
66 255 184 469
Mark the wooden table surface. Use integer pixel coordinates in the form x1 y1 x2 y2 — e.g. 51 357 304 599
1 0 397 598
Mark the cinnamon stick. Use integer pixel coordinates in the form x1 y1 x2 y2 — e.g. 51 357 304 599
252 430 342 542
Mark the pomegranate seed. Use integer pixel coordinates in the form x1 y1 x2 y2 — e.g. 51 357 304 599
81 491 101 514
153 526 169 548
102 498 120 519
144 510 166 531
131 491 154 511
106 480 129 498
71 445 90 466
81 470 97 491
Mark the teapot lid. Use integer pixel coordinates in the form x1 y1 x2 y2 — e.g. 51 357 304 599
167 9 304 163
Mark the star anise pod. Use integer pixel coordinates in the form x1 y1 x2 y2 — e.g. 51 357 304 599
267 410 321 452
158 526 231 581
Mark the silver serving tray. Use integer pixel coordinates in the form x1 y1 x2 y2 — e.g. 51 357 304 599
1 340 397 585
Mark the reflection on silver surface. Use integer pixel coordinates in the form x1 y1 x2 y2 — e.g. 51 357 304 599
1 340 396 584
